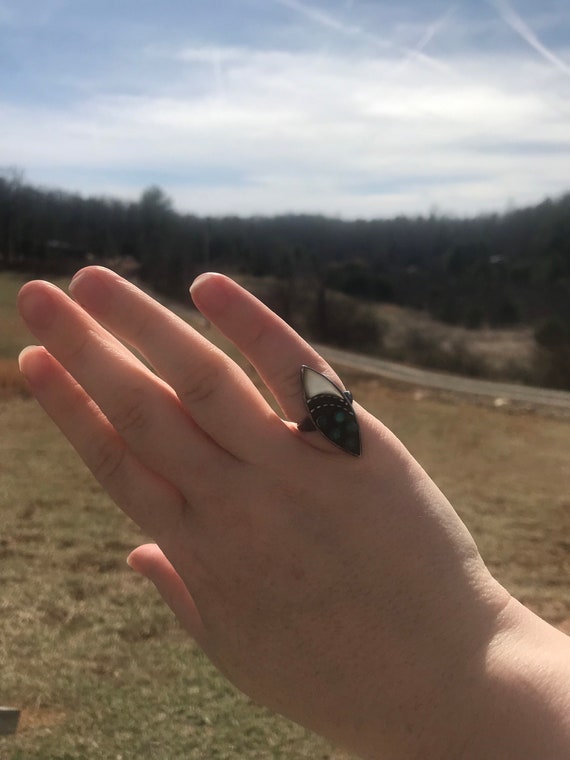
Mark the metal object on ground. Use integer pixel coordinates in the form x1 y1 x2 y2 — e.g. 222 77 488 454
0 707 20 735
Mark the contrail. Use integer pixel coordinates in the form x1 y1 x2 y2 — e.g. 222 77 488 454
275 0 452 73
492 0 570 76
413 4 456 55
276 0 367 39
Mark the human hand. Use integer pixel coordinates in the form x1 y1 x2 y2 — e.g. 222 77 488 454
18 267 557 759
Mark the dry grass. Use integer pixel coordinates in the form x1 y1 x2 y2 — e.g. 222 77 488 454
0 358 29 398
1 271 569 758
373 301 535 380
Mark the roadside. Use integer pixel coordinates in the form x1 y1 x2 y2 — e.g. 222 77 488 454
148 277 570 418
315 343 570 418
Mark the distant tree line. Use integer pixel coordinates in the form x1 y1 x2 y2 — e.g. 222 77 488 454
1 167 569 386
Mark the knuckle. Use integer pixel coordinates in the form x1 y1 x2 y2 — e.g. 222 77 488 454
108 387 149 437
242 320 266 353
91 436 127 484
62 329 93 364
179 365 221 407
130 307 155 345
268 367 303 409
273 367 302 402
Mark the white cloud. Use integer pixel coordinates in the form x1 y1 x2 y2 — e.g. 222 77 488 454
1 1 569 218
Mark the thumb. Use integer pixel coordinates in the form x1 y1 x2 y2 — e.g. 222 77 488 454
127 543 207 646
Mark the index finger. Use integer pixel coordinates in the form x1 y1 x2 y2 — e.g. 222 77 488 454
189 273 345 425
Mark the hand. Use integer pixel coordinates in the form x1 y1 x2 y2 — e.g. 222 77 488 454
17 267 568 759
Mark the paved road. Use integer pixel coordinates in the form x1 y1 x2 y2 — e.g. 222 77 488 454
315 344 570 411
169 291 570 412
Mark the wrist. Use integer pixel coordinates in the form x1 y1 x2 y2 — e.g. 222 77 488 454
460 596 570 760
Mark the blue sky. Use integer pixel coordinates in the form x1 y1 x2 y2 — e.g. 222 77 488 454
1 0 569 218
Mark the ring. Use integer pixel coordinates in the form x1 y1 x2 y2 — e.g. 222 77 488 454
297 366 361 457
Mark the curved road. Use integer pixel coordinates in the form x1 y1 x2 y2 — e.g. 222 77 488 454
315 343 570 411
165 290 570 413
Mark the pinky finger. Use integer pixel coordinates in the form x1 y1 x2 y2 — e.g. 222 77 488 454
127 543 207 646
18 346 185 540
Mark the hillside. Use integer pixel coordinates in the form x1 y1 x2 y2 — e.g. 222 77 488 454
1 173 569 388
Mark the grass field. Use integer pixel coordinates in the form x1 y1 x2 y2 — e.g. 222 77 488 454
1 271 569 759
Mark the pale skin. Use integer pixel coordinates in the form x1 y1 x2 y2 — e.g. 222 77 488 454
17 267 570 759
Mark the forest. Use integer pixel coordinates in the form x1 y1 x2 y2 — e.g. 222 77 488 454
1 168 569 388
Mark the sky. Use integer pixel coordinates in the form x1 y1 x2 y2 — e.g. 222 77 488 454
1 0 569 219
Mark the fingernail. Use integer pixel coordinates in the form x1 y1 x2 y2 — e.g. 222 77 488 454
190 272 229 315
189 272 216 293
18 346 48 389
18 345 36 376
126 553 143 575
70 268 112 314
18 286 57 329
